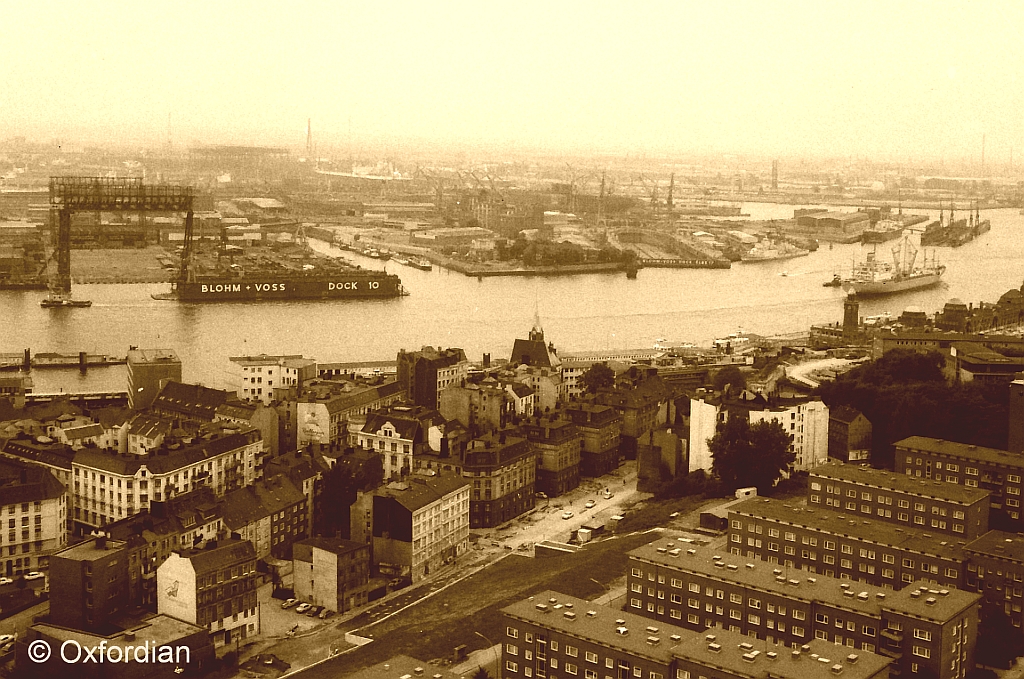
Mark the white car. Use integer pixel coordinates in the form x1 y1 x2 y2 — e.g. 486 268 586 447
585 500 596 509
295 603 312 614
0 634 14 645
281 598 298 609
23 572 44 581
562 511 574 520
0 578 12 586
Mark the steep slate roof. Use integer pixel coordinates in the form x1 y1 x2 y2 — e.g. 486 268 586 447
177 538 255 574
74 428 260 475
510 338 559 369
830 405 865 424
150 381 230 420
361 411 425 441
219 474 305 530
0 460 65 504
128 414 173 439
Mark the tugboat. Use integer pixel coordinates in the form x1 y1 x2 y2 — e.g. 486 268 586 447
41 293 92 308
823 274 843 288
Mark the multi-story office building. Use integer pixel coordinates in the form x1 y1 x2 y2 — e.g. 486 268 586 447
627 539 979 679
522 415 581 498
220 473 308 560
895 436 1024 527
292 537 370 613
502 591 892 679
126 348 181 411
462 431 536 528
50 535 129 633
71 426 261 530
809 463 991 540
226 354 314 406
371 473 470 582
156 538 259 648
396 346 469 411
565 403 622 478
727 497 968 590
0 460 68 575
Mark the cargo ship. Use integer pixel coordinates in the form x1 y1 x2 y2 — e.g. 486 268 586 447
153 242 406 302
841 236 945 297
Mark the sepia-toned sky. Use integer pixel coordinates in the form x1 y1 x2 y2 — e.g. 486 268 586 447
3 1 1022 161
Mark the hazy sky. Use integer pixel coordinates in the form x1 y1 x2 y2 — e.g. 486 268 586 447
4 1 1023 161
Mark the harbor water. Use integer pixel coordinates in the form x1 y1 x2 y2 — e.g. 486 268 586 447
3 205 1023 394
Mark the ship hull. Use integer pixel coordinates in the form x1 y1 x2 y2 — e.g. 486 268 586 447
158 273 405 302
741 250 809 262
841 273 943 297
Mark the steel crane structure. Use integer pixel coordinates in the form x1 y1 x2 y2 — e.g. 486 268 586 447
47 176 195 307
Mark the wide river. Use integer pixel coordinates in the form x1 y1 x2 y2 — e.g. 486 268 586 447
4 204 1023 394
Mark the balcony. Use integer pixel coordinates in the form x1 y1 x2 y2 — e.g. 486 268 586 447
878 647 903 660
880 629 903 642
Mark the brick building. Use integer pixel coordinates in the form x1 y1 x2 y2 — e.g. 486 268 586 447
49 535 129 633
292 537 370 613
727 497 967 590
564 403 622 477
522 414 581 498
396 346 469 411
462 431 536 528
963 530 1024 628
809 463 991 540
829 406 873 463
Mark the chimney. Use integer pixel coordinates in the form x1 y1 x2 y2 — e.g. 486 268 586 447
96 534 107 550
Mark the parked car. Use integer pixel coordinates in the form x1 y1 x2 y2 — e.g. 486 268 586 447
281 598 298 609
295 603 312 614
23 572 44 581
562 511 574 520
584 500 596 509
319 609 333 620
307 605 322 617
603 491 614 500
0 634 14 645
0 578 12 586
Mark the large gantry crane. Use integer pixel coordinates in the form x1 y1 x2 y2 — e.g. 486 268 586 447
46 177 194 307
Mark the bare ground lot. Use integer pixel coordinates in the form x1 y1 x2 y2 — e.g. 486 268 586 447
60 247 172 283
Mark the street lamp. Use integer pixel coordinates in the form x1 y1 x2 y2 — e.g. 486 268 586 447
474 631 500 679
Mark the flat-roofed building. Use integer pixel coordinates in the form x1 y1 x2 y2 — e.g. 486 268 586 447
565 403 622 477
809 462 991 539
292 537 370 613
126 349 181 411
727 497 968 590
895 436 1024 529
963 530 1024 628
628 538 979 679
50 535 130 633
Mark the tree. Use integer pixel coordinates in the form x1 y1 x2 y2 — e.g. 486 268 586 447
472 669 492 679
975 602 1024 668
317 452 384 537
712 366 747 392
580 363 615 394
709 417 794 494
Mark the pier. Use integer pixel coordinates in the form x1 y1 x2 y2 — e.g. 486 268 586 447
0 350 126 372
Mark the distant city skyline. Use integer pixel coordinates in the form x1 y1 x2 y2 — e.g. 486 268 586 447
3 1 1023 165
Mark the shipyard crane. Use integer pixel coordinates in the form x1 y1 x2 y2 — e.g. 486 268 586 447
666 173 675 211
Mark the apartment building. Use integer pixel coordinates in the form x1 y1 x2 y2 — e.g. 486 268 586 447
292 537 370 613
227 354 313 405
356 405 444 480
126 348 181 411
220 473 308 560
49 535 129 633
727 497 968 591
502 591 891 679
627 539 979 679
0 460 68 575
829 407 873 463
963 530 1024 628
156 538 259 648
565 402 622 478
522 415 582 498
71 426 261 530
371 473 470 582
462 431 537 528
289 380 405 449
809 463 991 540
895 436 1024 527
397 346 469 411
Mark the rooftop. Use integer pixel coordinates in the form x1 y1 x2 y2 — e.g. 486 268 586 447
503 590 689 664
728 497 967 561
175 537 255 573
339 656 463 679
894 436 1024 469
31 613 206 648
127 348 180 365
810 462 991 505
54 536 128 561
964 530 1024 563
672 628 890 679
378 473 470 512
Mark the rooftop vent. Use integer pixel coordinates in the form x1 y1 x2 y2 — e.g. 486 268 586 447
712 555 722 561
670 635 681 642
616 627 629 636
535 604 550 612
876 593 886 600
926 598 937 606
801 645 812 653
939 589 950 597
554 604 563 610
818 658 831 664
792 651 802 660
843 590 855 597
123 632 136 642
831 665 844 675
669 548 681 557
742 652 758 663
910 591 921 599
846 654 859 664
657 547 668 553
714 562 725 568
840 583 850 589
687 549 696 555
746 563 755 569
415 668 425 676
788 579 800 586
739 642 754 650
549 597 557 603
564 611 577 620
857 592 869 601
646 637 660 646
616 619 627 625
708 643 722 653
646 627 659 634
587 610 598 618
565 603 573 608
705 635 717 642
807 577 817 583
766 652 778 660
776 576 787 583
773 569 783 575
727 564 739 571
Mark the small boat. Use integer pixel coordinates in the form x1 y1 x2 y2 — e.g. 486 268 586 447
393 257 410 266
41 294 92 308
408 258 432 271
823 274 842 288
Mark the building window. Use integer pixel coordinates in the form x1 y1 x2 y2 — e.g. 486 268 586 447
912 646 931 659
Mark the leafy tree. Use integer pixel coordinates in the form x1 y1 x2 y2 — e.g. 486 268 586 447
712 366 747 392
580 363 616 394
472 669 492 679
975 602 1024 668
709 418 794 494
816 349 1008 469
